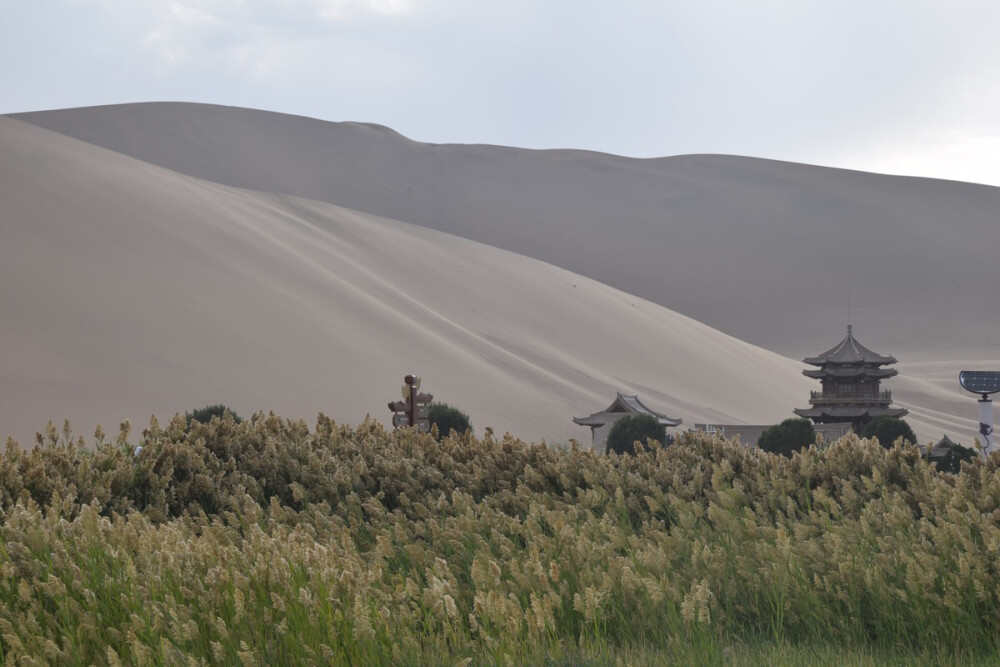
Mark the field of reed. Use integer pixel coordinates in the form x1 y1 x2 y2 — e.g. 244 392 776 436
1 413 999 665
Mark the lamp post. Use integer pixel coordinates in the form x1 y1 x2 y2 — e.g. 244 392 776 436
959 371 1000 457
979 398 994 455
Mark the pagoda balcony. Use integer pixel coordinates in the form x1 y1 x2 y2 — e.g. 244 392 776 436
809 390 892 404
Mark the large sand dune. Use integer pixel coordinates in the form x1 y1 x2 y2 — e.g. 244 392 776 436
1 116 824 448
2 105 994 449
16 102 1000 359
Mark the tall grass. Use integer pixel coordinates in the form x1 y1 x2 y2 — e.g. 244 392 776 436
1 413 998 664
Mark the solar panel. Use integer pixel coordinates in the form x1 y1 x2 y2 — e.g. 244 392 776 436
959 371 1000 396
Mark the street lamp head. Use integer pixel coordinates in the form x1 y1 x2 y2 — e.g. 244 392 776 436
959 371 1000 400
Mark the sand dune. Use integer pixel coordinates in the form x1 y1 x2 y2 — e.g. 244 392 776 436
2 105 994 450
15 102 1000 360
1 116 825 448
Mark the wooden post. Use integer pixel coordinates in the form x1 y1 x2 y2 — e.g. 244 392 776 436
405 374 418 432
390 375 433 432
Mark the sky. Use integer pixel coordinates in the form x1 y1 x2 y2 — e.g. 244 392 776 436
5 1 1000 186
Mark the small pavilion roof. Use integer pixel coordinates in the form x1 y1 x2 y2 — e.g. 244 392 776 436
804 325 897 366
927 435 971 460
573 392 682 427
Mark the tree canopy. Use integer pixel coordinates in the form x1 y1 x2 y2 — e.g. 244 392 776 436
186 404 242 428
606 414 667 456
860 416 917 449
757 418 816 458
427 402 472 440
933 444 977 473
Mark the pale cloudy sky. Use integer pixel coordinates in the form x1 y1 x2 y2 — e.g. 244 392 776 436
5 1 1000 186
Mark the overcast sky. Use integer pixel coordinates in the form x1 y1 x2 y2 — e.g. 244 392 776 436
5 1 1000 186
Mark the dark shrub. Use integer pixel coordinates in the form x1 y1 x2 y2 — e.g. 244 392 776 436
185 404 242 430
758 418 815 457
606 414 666 456
861 416 917 449
427 402 472 440
934 444 977 473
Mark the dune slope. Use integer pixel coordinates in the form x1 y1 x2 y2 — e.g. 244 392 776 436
14 102 1000 359
2 116 829 448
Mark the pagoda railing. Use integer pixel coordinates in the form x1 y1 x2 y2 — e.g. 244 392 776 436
810 390 892 404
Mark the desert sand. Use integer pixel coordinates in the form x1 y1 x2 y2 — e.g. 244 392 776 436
2 105 995 449
17 102 1000 359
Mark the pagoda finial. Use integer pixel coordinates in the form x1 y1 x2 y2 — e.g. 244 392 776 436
847 323 853 335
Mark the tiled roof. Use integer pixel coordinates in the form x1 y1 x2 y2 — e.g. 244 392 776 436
794 405 908 419
927 435 973 460
573 392 682 427
803 325 897 366
803 366 898 380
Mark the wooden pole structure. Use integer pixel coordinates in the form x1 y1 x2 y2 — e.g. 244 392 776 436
405 374 418 432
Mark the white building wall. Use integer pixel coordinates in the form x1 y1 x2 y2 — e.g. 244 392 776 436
591 422 614 454
692 422 853 448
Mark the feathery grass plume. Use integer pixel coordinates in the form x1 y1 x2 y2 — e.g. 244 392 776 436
1 416 999 662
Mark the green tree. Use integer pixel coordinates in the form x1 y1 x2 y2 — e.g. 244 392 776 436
427 402 472 440
186 404 242 428
860 416 917 449
758 418 816 458
606 414 667 455
933 444 977 473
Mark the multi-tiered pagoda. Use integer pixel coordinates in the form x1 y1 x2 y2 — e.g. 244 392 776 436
794 325 907 431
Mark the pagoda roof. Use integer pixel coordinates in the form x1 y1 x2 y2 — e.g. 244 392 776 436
794 405 908 420
803 366 898 380
573 392 682 427
803 325 897 366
